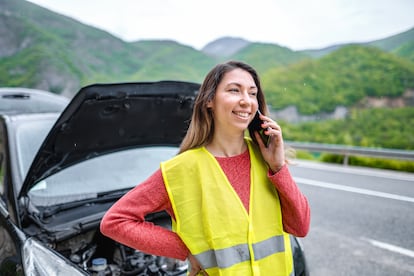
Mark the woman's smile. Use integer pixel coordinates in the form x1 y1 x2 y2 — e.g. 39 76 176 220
233 111 251 119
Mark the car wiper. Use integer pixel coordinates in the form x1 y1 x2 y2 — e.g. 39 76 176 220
39 188 130 219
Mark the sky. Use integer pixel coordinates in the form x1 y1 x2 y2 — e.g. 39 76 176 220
27 0 414 51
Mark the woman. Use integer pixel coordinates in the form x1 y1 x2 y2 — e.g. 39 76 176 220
100 61 310 275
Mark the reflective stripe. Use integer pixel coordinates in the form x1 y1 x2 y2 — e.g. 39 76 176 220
195 235 285 269
196 250 218 269
197 243 250 269
253 235 285 260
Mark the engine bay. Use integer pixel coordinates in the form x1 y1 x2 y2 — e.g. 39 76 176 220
32 212 187 275
55 229 187 275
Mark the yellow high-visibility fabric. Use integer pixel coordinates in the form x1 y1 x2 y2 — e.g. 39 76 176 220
161 138 293 275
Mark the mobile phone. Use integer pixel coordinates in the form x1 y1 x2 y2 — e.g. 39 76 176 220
250 111 270 146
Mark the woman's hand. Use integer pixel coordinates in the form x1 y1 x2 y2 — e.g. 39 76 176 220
188 253 208 276
254 113 285 173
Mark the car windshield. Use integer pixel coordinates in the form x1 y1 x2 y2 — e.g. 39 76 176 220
28 146 178 206
15 116 179 207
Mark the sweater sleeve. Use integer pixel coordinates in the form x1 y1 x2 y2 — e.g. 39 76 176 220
100 169 190 260
268 165 311 237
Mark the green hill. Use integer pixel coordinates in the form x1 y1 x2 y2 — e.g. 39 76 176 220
0 0 215 95
262 45 414 114
0 0 147 95
229 42 309 74
301 26 414 60
368 27 414 52
368 27 414 63
131 40 216 83
392 41 414 62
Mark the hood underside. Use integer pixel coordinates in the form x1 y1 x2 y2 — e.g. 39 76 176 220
19 81 199 197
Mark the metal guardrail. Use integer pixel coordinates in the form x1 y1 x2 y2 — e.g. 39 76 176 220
286 141 414 165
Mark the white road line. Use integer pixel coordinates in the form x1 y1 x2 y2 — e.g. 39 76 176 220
294 161 414 182
361 238 414 258
295 177 414 203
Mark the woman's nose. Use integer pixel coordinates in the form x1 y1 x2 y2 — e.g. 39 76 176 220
239 91 252 105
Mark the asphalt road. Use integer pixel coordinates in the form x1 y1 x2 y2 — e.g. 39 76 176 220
289 160 414 276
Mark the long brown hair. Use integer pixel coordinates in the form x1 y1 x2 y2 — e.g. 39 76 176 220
179 61 269 153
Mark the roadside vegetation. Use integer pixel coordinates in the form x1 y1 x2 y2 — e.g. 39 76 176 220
282 107 414 172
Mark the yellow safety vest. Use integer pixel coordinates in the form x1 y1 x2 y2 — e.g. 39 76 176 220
161 138 293 276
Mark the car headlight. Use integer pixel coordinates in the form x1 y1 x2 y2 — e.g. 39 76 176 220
22 237 87 276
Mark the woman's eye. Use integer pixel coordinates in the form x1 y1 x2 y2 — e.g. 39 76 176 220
229 88 239 93
249 91 257 97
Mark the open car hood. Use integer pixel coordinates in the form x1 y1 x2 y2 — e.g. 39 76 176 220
19 81 199 197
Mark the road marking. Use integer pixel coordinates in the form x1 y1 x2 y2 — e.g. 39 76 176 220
294 161 414 182
295 177 414 203
362 238 414 258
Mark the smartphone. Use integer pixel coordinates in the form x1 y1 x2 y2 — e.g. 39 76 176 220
250 111 270 146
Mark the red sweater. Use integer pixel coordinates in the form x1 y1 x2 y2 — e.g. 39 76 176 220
100 150 310 261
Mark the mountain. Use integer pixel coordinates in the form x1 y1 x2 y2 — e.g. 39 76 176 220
0 0 215 96
368 27 414 53
202 37 251 58
0 0 149 96
201 37 310 73
302 27 414 61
